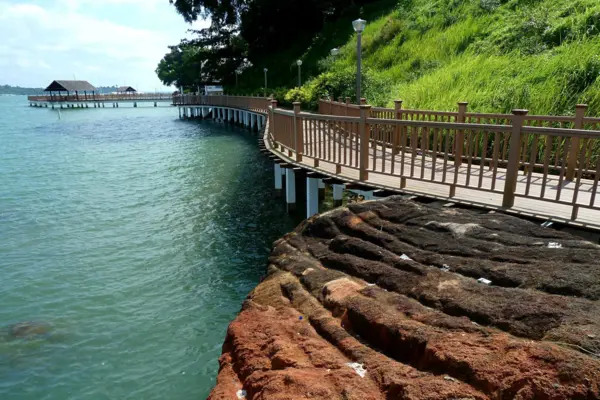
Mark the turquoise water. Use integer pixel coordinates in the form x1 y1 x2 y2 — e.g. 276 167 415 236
0 96 296 399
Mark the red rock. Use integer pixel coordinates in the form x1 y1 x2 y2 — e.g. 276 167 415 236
208 198 600 399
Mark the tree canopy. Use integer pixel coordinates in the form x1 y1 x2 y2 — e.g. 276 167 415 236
158 0 376 90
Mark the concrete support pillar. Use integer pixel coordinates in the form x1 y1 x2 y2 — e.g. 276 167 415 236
285 168 296 213
251 114 256 130
116 103 119 108
102 103 105 108
86 104 89 108
154 102 157 107
274 164 283 196
307 176 319 218
179 108 182 118
333 185 344 207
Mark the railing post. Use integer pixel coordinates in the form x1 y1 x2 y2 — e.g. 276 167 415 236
566 104 588 181
329 97 334 115
394 100 403 155
455 102 468 166
359 105 372 181
293 102 303 162
360 98 367 105
345 97 351 116
502 109 529 208
271 100 278 146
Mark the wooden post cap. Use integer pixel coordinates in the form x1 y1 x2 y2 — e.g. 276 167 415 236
458 101 468 105
576 104 589 109
512 109 529 115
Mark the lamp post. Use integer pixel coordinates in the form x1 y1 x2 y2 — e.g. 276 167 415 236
264 68 268 98
330 48 340 57
296 60 303 88
352 18 366 104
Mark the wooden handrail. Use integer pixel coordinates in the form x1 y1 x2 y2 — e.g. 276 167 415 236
268 99 600 224
172 94 600 224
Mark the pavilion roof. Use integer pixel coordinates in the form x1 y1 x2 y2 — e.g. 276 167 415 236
44 80 97 92
117 86 137 93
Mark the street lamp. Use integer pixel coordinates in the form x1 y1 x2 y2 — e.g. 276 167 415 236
264 68 268 98
352 18 366 104
296 60 303 88
330 48 340 57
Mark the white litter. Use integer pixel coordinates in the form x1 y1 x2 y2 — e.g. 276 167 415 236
236 389 247 399
478 278 492 285
366 283 376 287
400 254 412 261
441 264 451 272
548 242 563 249
345 362 367 378
302 268 315 276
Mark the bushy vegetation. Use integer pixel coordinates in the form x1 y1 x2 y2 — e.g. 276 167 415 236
277 0 600 115
163 0 600 115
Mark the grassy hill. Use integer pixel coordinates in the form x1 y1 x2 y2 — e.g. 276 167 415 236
255 0 600 115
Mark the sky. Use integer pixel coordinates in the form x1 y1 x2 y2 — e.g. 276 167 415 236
0 0 209 91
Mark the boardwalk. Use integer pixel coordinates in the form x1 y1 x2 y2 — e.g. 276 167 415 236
177 95 600 231
296 126 599 228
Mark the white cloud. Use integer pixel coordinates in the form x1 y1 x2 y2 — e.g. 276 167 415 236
0 1 209 90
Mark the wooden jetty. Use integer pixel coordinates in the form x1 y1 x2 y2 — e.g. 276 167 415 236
27 80 174 109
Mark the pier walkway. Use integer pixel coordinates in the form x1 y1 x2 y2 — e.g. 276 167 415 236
27 93 175 109
182 95 600 230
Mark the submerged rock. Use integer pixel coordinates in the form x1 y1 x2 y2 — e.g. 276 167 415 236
209 197 600 399
6 322 52 341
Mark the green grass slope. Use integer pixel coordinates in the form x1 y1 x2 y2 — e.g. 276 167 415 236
274 0 600 115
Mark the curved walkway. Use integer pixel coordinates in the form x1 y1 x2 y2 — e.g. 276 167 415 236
177 95 600 232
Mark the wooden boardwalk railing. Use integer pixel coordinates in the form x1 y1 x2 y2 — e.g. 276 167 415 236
173 95 270 112
275 99 600 228
177 94 600 229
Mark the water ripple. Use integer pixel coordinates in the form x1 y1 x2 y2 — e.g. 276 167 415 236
0 97 298 399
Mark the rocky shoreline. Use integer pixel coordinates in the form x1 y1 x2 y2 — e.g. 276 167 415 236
208 197 600 399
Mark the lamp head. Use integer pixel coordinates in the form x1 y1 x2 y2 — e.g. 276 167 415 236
330 48 340 56
296 60 303 66
264 68 268 73
352 18 367 33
